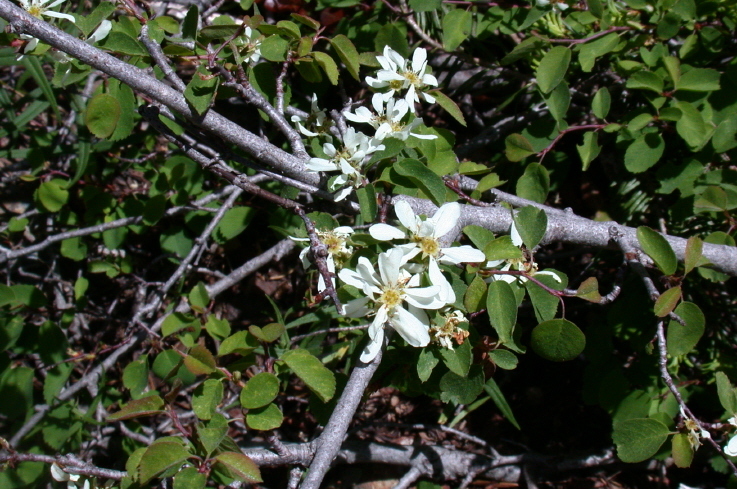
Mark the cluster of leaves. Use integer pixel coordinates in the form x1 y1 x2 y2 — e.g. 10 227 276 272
2 0 737 488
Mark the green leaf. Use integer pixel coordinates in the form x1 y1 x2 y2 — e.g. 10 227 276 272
174 467 207 489
417 348 439 382
394 158 447 207
484 377 520 429
694 186 728 212
671 433 694 468
439 340 472 377
576 277 602 303
484 236 524 262
675 68 721 92
193 379 223 420
108 395 165 421
138 440 191 483
183 345 217 375
240 372 280 409
261 35 289 61
530 319 585 362
666 302 705 356
716 372 737 414
543 81 570 123
213 452 262 483
442 8 473 51
439 365 484 404
356 183 377 222
122 356 149 399
188 282 210 311
489 349 518 370
577 32 620 72
613 418 670 463
713 114 737 153
279 348 336 402
684 236 702 276
463 225 496 251
36 179 69 213
592 87 611 120
198 24 240 42
101 31 147 56
143 194 167 226
486 281 517 345
107 81 136 141
505 133 535 162
313 51 339 85
329 34 360 81
636 226 677 276
516 163 550 203
60 237 87 261
409 0 441 10
576 131 601 170
675 101 710 150
246 402 283 430
526 272 563 323
464 275 488 313
184 67 219 115
206 316 231 341
86 93 121 138
536 46 571 94
430 89 466 126
654 286 681 317
513 206 548 249
213 206 255 243
248 322 285 343
626 71 664 93
197 413 228 456
218 330 259 356
624 133 665 173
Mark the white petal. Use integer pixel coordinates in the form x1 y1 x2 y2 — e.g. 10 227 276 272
726 435 737 457
360 327 384 363
43 11 76 22
333 187 353 201
404 285 445 310
369 223 406 241
428 258 455 304
378 248 403 286
394 200 418 231
439 245 486 265
88 20 111 43
422 74 439 87
534 270 563 283
306 158 337 172
510 221 523 247
51 464 69 482
338 268 365 290
334 226 354 235
343 297 372 318
391 307 430 347
411 48 427 73
430 203 460 238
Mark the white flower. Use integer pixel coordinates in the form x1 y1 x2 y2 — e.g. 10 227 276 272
343 93 437 141
291 94 331 137
429 310 469 350
51 463 90 489
485 221 561 285
293 226 354 293
365 46 438 108
306 127 384 200
338 248 446 362
19 0 75 22
726 435 737 457
369 201 485 303
237 26 261 65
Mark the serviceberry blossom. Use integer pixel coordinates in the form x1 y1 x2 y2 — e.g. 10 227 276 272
51 463 91 489
338 247 447 362
429 310 470 350
369 201 486 303
291 94 331 137
293 226 354 293
725 416 737 456
343 93 437 141
239 26 262 65
306 127 384 201
19 0 75 22
366 46 439 108
485 221 561 285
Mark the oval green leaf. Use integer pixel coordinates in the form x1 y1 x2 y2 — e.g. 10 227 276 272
530 319 585 362
85 93 121 138
636 226 677 276
536 46 571 94
240 372 280 409
612 418 670 463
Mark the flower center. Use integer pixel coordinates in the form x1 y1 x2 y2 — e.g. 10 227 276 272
404 71 421 87
389 79 404 91
321 233 345 255
27 5 44 16
416 236 440 257
378 285 404 310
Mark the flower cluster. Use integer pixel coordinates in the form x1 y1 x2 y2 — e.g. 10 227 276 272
51 463 96 489
296 202 484 362
298 46 438 201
